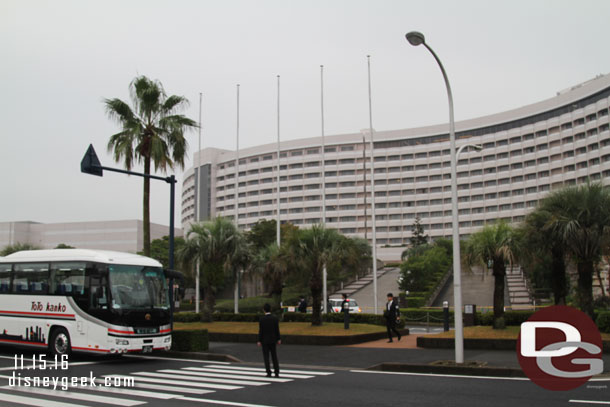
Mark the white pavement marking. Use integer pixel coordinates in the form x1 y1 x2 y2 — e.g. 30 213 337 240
175 396 277 407
125 355 231 364
130 381 216 395
177 367 296 383
90 380 180 399
131 371 269 387
104 374 243 390
2 385 145 406
349 369 530 381
161 369 294 383
192 367 313 379
570 401 610 405
0 391 90 407
205 365 333 376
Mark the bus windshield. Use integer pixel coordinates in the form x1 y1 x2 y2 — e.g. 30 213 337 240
108 265 169 310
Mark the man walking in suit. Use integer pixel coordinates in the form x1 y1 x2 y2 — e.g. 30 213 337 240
384 293 401 343
257 303 281 377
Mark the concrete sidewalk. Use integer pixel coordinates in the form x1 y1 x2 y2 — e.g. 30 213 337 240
206 339 522 370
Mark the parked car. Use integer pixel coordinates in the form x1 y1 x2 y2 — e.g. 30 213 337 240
328 298 361 313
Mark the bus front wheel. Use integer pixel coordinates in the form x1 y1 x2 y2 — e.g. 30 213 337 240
49 328 71 356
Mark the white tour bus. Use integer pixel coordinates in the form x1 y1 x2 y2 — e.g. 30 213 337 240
0 249 173 356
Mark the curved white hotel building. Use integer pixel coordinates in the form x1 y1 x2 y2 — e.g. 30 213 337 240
181 74 610 261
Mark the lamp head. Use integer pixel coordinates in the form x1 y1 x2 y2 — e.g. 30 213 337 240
406 31 425 46
473 144 483 152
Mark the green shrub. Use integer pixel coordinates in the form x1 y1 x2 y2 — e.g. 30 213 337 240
171 329 209 351
213 313 262 322
493 317 506 330
596 311 610 333
282 312 405 328
174 312 202 322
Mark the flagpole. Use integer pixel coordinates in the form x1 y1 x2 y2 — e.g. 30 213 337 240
195 92 202 314
367 55 378 315
321 65 328 314
234 84 240 314
276 75 281 247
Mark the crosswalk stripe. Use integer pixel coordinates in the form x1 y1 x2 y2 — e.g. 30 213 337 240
204 365 334 376
175 396 277 407
183 367 311 380
104 374 243 390
131 371 269 387
89 381 180 399
0 390 92 407
129 381 216 395
162 369 293 383
125 355 231 365
2 385 145 406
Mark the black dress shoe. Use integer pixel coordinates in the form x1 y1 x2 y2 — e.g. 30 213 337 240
266 373 272 377
275 373 280 378
398 334 402 341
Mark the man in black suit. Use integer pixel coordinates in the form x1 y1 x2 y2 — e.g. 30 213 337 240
257 303 281 377
384 293 401 343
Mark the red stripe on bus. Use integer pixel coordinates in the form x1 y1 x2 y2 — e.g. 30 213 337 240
160 329 171 333
0 338 46 347
72 346 110 353
0 310 75 318
108 329 135 335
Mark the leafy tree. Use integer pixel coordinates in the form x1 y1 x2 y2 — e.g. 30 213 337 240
464 221 519 329
105 75 197 256
141 235 186 268
252 243 290 309
178 217 246 321
1 242 41 256
399 242 451 292
410 216 428 247
245 219 298 252
541 183 610 318
54 243 75 249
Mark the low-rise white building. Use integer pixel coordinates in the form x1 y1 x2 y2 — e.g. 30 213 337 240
0 220 182 253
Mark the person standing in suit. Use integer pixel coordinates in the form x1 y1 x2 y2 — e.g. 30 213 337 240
257 303 281 377
384 293 402 343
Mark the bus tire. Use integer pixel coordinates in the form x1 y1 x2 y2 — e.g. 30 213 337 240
49 327 71 356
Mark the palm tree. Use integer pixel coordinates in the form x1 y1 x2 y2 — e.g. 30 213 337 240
252 243 290 309
289 225 346 326
520 207 568 305
1 242 40 256
178 217 244 321
464 221 519 329
541 182 610 318
105 75 197 256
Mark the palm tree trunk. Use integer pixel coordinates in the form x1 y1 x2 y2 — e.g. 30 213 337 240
551 246 567 305
311 265 323 326
577 261 595 318
492 259 506 329
142 156 151 257
202 285 215 322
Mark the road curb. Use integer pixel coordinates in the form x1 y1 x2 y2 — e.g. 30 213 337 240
208 329 410 346
367 362 526 377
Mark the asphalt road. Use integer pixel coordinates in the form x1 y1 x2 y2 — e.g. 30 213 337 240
0 347 608 407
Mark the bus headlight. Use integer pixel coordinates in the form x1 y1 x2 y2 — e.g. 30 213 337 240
115 339 129 345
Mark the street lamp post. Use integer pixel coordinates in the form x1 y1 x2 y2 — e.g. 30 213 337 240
405 31 465 363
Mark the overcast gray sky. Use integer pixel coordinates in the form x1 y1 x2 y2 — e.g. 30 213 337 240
2 0 610 227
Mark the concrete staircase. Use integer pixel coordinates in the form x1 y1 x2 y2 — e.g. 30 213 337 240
506 265 534 309
332 268 389 298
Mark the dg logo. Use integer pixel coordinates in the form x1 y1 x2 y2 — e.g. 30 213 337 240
517 305 604 391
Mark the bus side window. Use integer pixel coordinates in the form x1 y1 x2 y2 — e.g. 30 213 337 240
89 275 108 310
50 262 86 297
13 263 49 294
0 264 11 293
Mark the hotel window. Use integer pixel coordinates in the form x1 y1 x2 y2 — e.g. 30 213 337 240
523 133 535 141
485 193 497 199
291 150 302 156
500 204 511 211
484 180 497 187
498 165 509 172
526 186 538 194
325 147 336 153
340 145 354 151
484 154 496 162
415 152 427 159
472 194 484 201
536 143 548 151
483 142 495 148
497 139 508 147
511 163 523 170
499 191 511 198
497 152 509 159
388 155 400 161
509 136 522 144
537 157 549 164
402 153 414 159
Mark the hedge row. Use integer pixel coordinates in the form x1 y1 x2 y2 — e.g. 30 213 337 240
175 311 406 328
399 308 537 326
171 329 209 351
283 312 405 328
597 311 610 333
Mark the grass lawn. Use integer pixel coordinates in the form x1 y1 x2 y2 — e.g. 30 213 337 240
174 321 385 336
428 325 610 341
